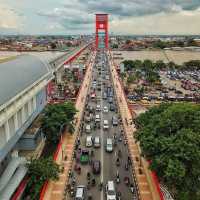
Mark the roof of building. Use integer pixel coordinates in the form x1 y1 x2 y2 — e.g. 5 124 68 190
0 54 51 106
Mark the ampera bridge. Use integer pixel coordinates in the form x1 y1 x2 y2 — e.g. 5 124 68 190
0 14 171 200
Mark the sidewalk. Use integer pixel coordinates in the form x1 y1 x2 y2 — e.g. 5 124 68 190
42 52 96 200
108 52 160 200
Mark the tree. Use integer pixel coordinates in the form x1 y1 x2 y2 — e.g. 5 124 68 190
50 42 57 49
42 101 77 144
154 60 166 70
135 103 200 200
112 44 118 49
153 40 167 49
26 157 60 199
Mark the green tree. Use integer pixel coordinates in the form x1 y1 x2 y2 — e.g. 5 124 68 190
154 60 166 70
42 101 77 144
26 157 60 199
135 103 200 200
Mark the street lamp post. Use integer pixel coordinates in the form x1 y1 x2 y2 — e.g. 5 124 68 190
59 124 65 161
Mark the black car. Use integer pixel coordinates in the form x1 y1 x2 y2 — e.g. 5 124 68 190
108 97 113 104
110 104 115 111
92 160 101 174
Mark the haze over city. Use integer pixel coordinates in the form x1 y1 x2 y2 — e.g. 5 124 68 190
1 0 200 35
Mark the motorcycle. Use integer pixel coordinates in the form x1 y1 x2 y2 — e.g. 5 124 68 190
125 162 129 171
130 184 134 193
116 158 120 166
124 177 130 186
118 150 122 158
91 178 96 186
99 182 103 191
116 171 120 184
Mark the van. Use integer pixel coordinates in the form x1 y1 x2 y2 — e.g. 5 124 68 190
75 185 87 200
106 138 113 152
85 125 91 133
86 136 93 147
106 181 116 200
103 120 109 129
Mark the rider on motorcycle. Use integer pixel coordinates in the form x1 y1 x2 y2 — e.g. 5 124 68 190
118 149 122 157
116 157 120 166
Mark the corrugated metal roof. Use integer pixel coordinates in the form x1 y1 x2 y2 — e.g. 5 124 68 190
0 54 51 106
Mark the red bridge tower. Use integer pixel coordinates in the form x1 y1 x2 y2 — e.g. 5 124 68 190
95 14 109 49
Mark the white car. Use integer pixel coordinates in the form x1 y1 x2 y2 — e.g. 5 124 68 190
106 181 116 200
86 136 93 147
103 106 109 113
95 114 100 122
106 138 113 152
96 105 101 111
94 136 101 148
103 120 109 129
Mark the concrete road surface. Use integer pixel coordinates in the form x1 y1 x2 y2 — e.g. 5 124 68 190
67 51 138 200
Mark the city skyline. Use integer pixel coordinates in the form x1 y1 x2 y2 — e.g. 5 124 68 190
0 0 200 35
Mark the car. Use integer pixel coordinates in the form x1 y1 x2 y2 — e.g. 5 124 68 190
94 136 101 148
103 120 109 129
103 92 107 99
110 104 115 111
95 114 100 122
85 113 92 122
75 185 87 200
106 181 116 200
105 75 109 80
97 86 101 91
86 136 93 147
112 116 118 126
93 81 97 86
106 138 113 152
92 160 101 174
108 97 113 104
103 106 109 113
85 124 91 133
96 104 101 111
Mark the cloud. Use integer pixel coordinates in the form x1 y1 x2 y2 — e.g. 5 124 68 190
0 3 25 34
37 0 200 33
111 9 200 35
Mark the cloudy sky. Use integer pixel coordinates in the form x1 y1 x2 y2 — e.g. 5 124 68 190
0 0 200 35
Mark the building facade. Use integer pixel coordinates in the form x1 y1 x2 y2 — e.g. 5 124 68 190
0 54 53 199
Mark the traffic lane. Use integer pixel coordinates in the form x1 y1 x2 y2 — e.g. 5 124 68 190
69 63 102 198
101 70 133 198
102 106 133 199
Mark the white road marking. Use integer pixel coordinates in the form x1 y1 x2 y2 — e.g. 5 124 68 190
100 53 104 200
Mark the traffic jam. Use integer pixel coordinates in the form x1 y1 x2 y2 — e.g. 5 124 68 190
67 51 139 200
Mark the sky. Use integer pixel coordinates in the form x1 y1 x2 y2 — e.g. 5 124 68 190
0 0 200 35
